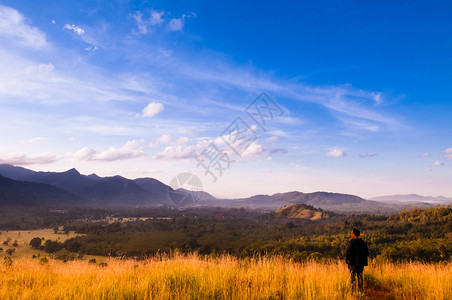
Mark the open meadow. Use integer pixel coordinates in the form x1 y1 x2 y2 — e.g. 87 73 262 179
0 229 83 259
1 254 450 300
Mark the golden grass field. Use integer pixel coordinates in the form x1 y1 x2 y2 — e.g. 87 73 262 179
1 253 450 300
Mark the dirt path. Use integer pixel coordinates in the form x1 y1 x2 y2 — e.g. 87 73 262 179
363 280 396 299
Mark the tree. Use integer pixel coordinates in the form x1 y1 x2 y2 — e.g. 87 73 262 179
44 240 63 253
29 237 43 249
6 248 15 256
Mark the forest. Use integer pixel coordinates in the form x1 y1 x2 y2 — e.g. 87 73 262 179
1 205 450 263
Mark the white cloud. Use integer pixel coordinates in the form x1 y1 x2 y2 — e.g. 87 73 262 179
0 152 58 165
141 102 164 117
153 144 197 161
433 161 443 167
168 18 184 31
153 125 267 161
424 168 431 173
63 24 99 49
326 148 346 157
359 153 377 158
0 5 47 48
157 134 172 144
150 9 164 26
444 148 452 160
241 141 265 159
63 24 85 35
84 46 98 51
28 137 49 144
74 140 145 162
420 153 431 158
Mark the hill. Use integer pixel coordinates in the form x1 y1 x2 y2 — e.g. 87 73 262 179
273 204 329 220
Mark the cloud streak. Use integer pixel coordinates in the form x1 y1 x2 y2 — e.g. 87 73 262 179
0 5 47 48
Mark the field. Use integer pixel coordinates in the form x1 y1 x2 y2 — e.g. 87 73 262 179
0 229 82 258
1 254 451 300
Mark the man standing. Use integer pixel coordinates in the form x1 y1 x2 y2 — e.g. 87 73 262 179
346 228 369 292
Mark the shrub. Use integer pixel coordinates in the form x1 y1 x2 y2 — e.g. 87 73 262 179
3 255 13 267
39 256 49 265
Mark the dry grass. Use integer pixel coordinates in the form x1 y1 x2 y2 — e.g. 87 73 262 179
0 254 450 299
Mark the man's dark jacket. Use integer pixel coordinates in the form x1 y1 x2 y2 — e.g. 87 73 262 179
346 238 368 270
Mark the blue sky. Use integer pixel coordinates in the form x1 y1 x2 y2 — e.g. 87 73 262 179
0 0 451 198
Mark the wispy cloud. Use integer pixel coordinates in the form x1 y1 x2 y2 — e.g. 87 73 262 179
420 152 431 157
133 9 195 33
168 18 184 31
359 153 377 158
150 9 165 26
28 137 49 144
0 5 47 48
444 148 452 160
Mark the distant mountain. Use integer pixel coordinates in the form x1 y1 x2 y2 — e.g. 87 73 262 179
0 164 99 194
227 191 370 210
273 204 329 220
0 164 435 213
78 175 167 206
0 164 36 180
370 194 452 204
0 164 171 207
0 174 82 207
134 178 172 203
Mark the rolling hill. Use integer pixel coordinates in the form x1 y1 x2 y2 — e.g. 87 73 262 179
273 204 329 220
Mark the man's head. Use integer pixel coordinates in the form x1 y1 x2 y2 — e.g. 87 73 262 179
352 228 360 239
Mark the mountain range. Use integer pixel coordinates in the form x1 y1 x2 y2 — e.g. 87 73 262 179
0 164 445 212
370 194 452 204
